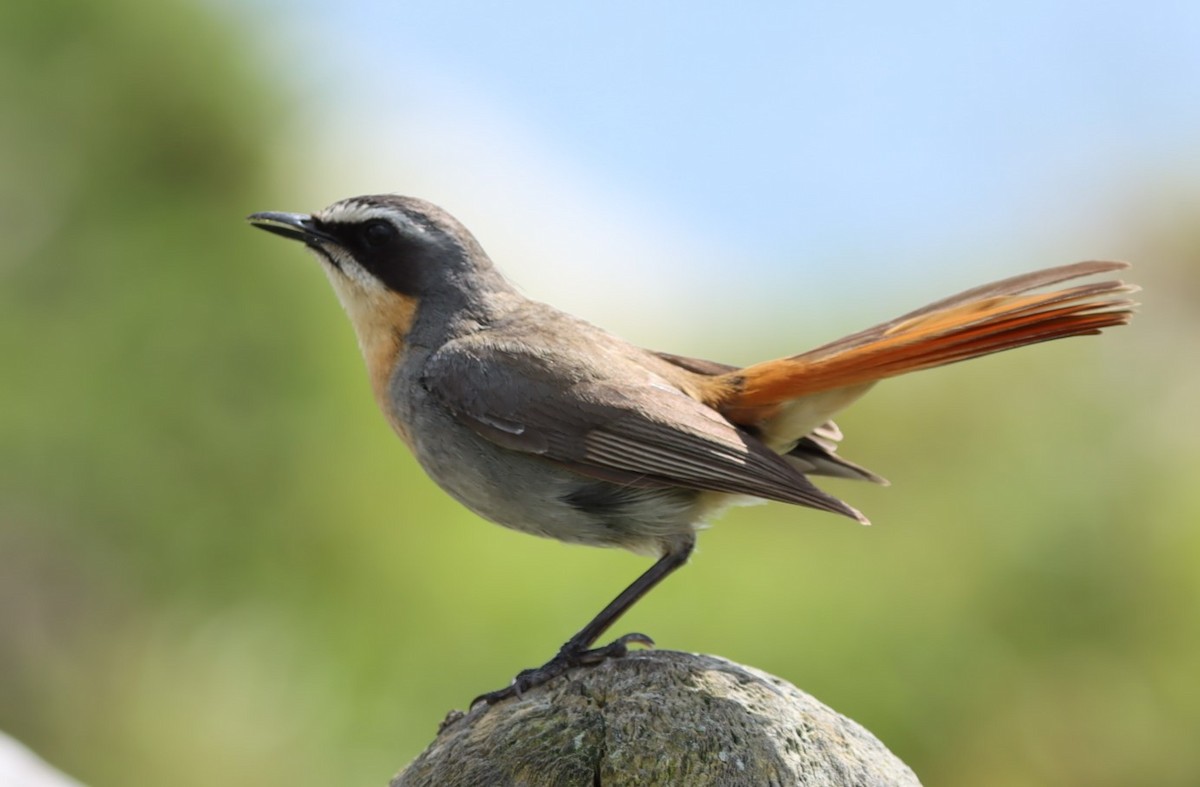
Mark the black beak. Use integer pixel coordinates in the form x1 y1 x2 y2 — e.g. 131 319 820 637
247 211 338 245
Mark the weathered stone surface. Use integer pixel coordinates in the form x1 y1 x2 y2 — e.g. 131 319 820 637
393 650 921 786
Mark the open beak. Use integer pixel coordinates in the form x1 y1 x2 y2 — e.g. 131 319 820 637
247 212 338 246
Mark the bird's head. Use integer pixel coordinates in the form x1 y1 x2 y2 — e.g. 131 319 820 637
249 194 508 393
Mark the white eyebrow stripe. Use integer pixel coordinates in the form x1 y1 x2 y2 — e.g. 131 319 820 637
317 201 427 233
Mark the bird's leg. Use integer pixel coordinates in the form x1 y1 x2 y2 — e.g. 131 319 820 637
472 534 696 706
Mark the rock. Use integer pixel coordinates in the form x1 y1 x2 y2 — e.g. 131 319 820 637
393 650 921 786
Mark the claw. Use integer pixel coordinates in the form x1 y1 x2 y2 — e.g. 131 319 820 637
573 632 654 665
469 632 656 708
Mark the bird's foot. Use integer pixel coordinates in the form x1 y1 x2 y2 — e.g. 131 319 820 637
470 632 654 707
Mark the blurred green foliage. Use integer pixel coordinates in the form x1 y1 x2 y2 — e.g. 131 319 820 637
2 0 1198 785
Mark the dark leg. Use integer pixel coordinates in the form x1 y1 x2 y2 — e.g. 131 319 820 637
472 534 696 706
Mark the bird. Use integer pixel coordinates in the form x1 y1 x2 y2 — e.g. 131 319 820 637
247 194 1136 706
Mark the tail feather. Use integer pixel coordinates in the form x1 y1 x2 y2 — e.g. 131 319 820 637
707 261 1136 412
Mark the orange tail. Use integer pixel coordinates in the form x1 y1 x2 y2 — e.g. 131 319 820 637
707 261 1136 419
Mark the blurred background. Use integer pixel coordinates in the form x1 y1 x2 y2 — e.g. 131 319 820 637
2 0 1198 784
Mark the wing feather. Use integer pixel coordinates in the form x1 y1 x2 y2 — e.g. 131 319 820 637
421 339 866 522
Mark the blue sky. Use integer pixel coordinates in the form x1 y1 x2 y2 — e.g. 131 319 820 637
245 0 1197 336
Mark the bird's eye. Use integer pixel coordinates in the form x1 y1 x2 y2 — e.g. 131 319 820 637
361 219 397 248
